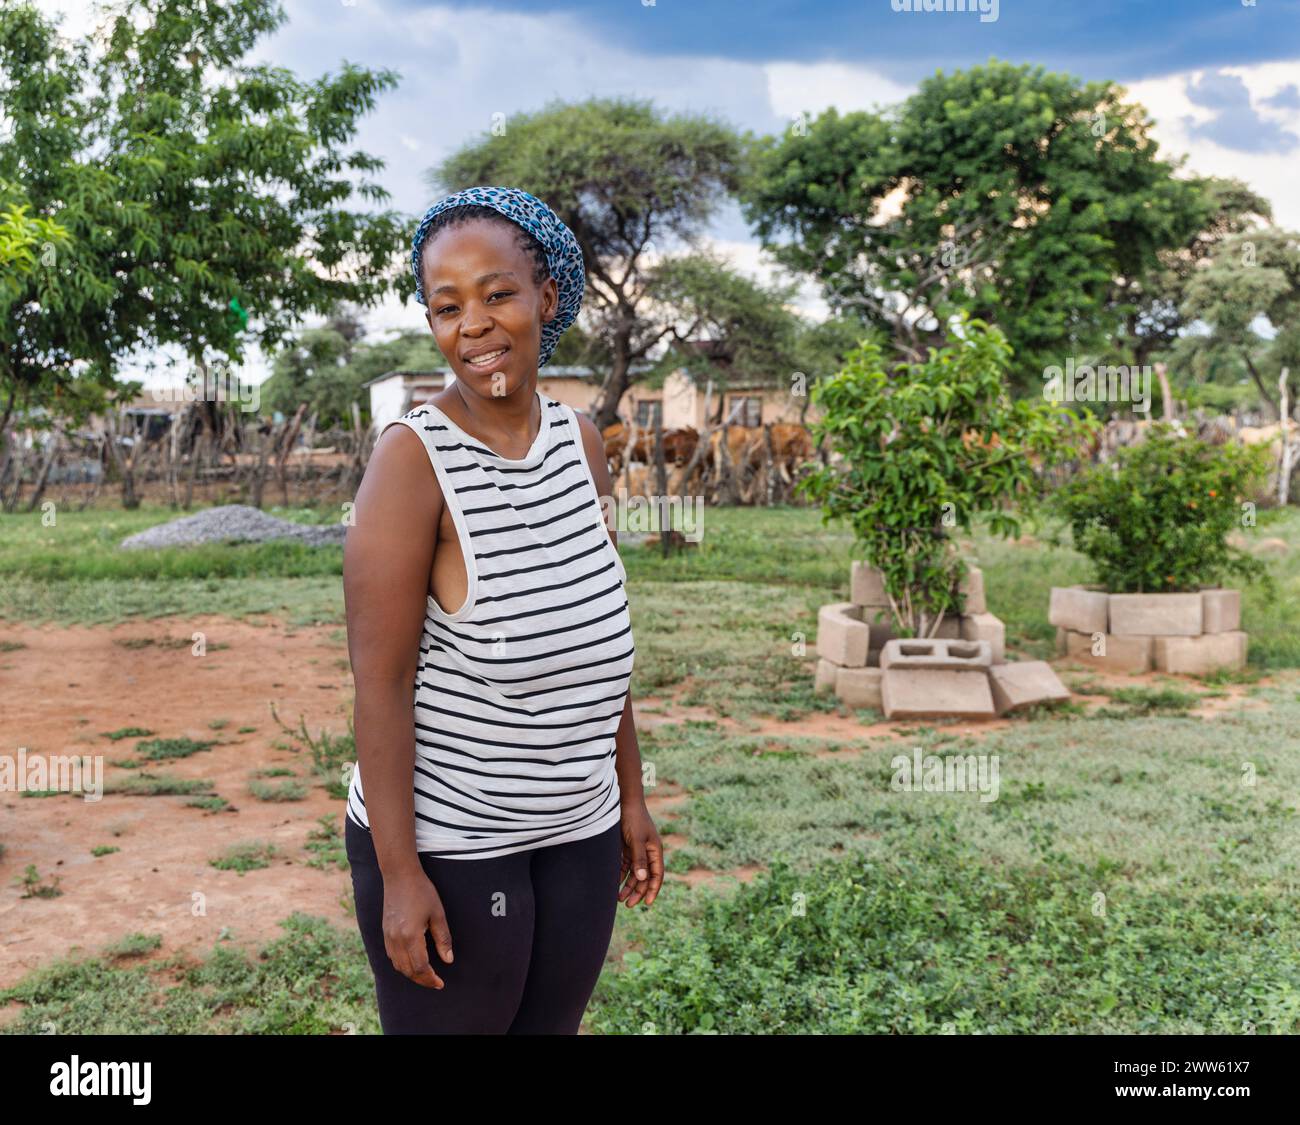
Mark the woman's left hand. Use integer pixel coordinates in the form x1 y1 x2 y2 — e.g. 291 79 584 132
618 799 664 908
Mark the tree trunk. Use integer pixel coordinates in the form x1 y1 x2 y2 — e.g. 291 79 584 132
1155 362 1174 422
1243 351 1280 419
763 422 776 506
1279 368 1296 507
593 351 632 431
276 403 308 507
25 428 62 513
653 411 670 556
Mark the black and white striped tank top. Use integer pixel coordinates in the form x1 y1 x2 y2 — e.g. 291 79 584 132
345 386 634 859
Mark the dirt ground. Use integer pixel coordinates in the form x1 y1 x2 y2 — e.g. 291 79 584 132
0 615 1270 992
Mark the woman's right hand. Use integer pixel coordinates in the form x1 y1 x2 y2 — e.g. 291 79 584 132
381 870 454 988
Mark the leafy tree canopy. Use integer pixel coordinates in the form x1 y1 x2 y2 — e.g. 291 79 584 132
739 60 1214 392
0 0 408 436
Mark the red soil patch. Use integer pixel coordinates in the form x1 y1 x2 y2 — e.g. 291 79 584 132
0 615 354 990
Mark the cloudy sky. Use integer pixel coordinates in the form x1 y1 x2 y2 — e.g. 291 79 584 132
36 0 1300 386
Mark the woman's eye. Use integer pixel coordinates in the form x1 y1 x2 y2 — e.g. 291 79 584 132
436 292 510 315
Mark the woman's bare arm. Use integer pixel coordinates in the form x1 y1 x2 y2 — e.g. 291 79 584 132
344 422 454 985
345 423 434 876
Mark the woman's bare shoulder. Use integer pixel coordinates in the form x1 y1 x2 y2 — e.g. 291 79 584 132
353 421 444 531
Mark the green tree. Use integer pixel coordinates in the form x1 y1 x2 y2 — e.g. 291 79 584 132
264 309 458 427
797 316 1096 636
0 0 408 444
739 60 1209 390
1122 176 1272 370
1176 227 1300 420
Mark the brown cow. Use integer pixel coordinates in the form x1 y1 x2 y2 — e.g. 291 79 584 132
705 423 816 500
767 422 815 483
601 421 698 474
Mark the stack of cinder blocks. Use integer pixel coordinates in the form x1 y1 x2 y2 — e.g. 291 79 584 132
1050 586 1246 675
815 562 1068 717
878 638 1069 719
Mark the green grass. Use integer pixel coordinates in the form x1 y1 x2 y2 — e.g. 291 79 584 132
248 778 308 802
0 503 344 625
101 727 154 741
16 865 63 898
588 833 1300 1034
0 914 377 1034
185 795 231 812
1 503 1295 665
135 737 217 761
0 500 1297 1034
209 842 278 874
0 504 343 581
303 816 347 871
102 773 216 797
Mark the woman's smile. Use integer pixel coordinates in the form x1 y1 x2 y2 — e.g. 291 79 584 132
463 346 510 370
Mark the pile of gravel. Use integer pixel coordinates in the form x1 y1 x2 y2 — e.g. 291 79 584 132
119 504 347 550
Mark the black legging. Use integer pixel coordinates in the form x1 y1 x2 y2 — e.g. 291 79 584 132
345 812 623 1034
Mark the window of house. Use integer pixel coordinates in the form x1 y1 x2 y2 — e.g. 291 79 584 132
729 396 762 427
635 400 662 429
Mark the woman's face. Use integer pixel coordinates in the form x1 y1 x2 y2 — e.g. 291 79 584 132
420 218 558 398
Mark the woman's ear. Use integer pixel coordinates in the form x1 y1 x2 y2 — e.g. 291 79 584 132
541 276 559 324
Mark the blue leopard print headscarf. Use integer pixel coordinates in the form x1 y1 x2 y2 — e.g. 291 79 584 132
411 186 586 368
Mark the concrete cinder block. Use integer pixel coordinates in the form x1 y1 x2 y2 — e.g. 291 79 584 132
1064 629 1153 673
881 668 997 720
1201 589 1241 634
816 602 870 667
1154 631 1247 675
989 661 1070 714
960 566 987 615
934 614 962 640
836 666 883 709
1049 586 1109 634
960 612 1005 664
850 561 890 608
814 658 840 694
880 638 993 671
1055 626 1068 657
858 605 896 649
1109 592 1202 637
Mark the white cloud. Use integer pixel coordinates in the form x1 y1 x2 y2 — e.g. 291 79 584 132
1124 60 1300 231
763 59 914 122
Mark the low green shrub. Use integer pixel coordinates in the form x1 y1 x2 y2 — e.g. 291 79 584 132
1053 424 1273 594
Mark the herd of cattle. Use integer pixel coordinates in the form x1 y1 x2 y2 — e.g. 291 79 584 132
598 410 1299 505
600 419 819 502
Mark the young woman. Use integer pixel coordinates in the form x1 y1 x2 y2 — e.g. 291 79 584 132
342 186 663 1034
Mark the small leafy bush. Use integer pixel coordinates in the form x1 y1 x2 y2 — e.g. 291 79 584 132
1053 423 1272 593
798 315 1096 635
